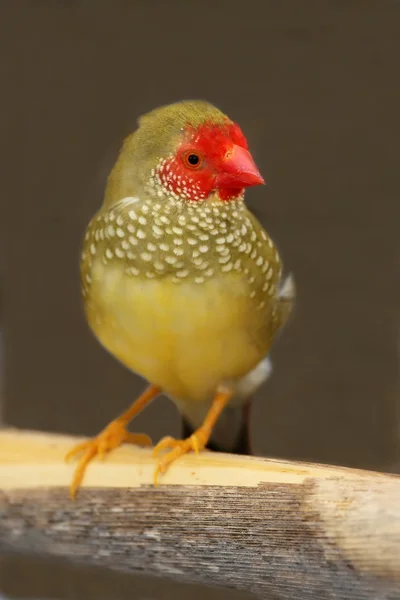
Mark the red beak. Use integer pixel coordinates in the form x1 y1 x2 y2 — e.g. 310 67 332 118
215 144 265 189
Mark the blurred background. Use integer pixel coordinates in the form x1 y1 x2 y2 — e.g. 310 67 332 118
1 0 400 599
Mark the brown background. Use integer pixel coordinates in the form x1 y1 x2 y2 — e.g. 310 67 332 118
1 1 400 599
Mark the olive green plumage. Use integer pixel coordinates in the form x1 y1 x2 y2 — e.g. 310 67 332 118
104 100 230 209
65 100 295 501
80 99 294 406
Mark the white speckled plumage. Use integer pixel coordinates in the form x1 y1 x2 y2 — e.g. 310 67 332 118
65 100 297 500
80 100 294 417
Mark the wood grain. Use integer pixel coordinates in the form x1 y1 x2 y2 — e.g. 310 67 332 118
1 429 400 599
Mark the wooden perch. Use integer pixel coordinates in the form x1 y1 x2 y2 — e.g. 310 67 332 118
1 429 400 600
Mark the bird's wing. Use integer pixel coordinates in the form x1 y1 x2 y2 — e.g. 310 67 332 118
269 272 296 340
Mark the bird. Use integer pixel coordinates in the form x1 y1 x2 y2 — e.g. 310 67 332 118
66 100 295 499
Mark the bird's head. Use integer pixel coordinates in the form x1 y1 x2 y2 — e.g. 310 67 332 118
105 100 264 207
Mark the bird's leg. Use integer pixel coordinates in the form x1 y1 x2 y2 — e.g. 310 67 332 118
66 384 161 499
153 390 232 484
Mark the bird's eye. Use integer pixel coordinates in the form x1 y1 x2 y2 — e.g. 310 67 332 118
188 154 199 165
183 151 202 169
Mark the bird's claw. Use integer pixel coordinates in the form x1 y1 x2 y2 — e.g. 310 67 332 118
152 430 208 485
65 420 152 500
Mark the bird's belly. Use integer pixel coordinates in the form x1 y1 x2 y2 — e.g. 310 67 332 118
86 264 269 402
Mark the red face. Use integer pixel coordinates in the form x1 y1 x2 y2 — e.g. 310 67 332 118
156 121 264 202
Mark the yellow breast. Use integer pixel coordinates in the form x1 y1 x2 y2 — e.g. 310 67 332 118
81 194 283 403
87 262 274 401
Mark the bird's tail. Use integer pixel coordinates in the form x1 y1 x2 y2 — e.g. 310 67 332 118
181 357 273 455
181 404 253 455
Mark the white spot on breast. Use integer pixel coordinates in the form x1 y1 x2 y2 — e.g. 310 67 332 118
107 225 115 237
115 247 125 258
90 243 96 255
256 256 264 266
121 240 130 250
152 224 163 236
127 223 135 233
140 252 152 262
147 242 157 252
266 267 273 280
116 227 125 238
138 216 147 226
262 261 270 273
173 238 183 245
129 235 138 246
137 229 146 239
116 215 124 227
187 238 197 246
199 245 208 253
221 262 233 272
219 255 231 264
159 243 170 252
130 266 139 276
176 269 189 278
129 210 137 220
154 261 165 271
105 248 113 259
250 290 256 298
165 255 177 264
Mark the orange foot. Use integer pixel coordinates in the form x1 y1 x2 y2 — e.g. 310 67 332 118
65 420 152 499
152 429 208 485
